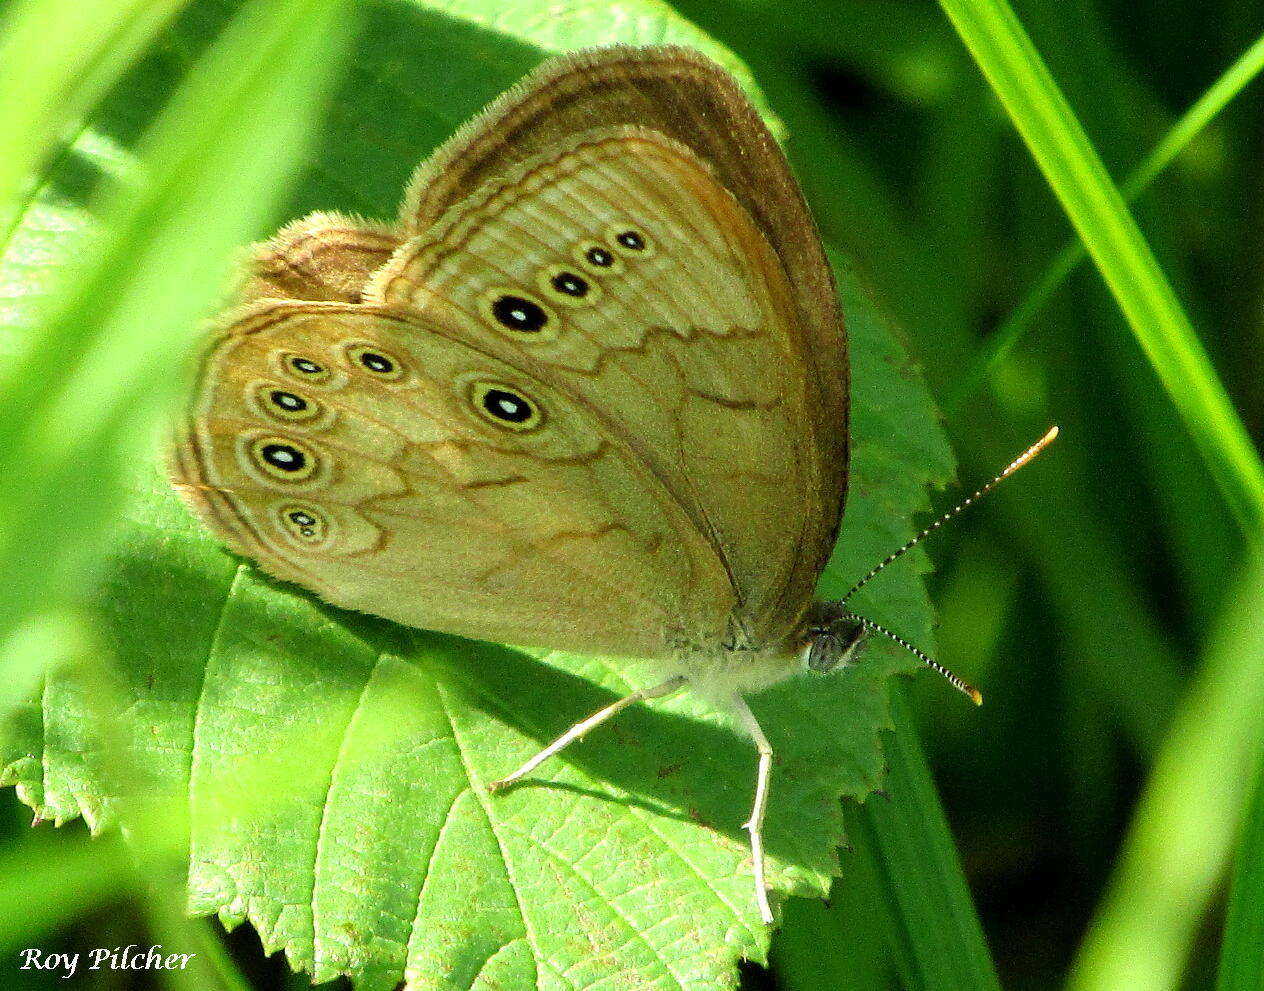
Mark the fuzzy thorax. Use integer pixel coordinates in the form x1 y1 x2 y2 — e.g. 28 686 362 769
656 601 866 702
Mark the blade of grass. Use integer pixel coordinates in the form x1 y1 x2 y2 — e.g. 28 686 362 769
947 29 1264 414
0 0 354 708
848 686 1002 991
1218 755 1264 990
0 0 188 245
936 0 1264 545
1067 552 1264 991
773 864 894 991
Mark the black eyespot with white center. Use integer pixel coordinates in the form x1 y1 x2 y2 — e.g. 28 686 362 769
288 509 317 538
550 272 589 297
360 351 393 373
484 389 530 422
573 241 625 276
278 504 329 544
603 223 654 259
246 435 320 483
252 381 327 425
281 353 332 384
616 230 645 251
270 390 307 412
491 294 548 332
539 266 602 305
469 380 544 432
584 246 614 267
262 443 305 472
345 342 406 380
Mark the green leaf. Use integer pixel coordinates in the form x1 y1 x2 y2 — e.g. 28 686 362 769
1 1 958 988
936 0 1264 547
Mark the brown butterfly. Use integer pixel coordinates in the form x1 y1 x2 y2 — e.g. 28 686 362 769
170 45 1054 923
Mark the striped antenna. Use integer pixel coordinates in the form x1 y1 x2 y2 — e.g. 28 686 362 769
841 425 1059 605
855 615 982 705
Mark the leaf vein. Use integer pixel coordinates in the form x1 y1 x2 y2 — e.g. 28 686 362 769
311 648 387 968
500 820 691 989
432 678 553 990
187 561 250 893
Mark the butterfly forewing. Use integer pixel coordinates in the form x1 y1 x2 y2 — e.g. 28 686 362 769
405 46 849 584
370 125 826 647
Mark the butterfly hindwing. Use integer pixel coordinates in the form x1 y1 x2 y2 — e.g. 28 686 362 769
171 302 735 658
239 211 399 306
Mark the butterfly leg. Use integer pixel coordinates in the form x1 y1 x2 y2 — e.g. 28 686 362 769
487 675 687 793
730 694 775 925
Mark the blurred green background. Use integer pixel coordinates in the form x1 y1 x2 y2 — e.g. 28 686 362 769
1 0 1262 989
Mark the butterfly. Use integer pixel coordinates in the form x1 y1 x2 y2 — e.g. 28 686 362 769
169 44 1055 924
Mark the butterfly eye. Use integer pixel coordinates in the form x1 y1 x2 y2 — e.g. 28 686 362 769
245 435 320 483
284 354 331 382
469 381 544 432
346 343 406 380
538 266 602 306
278 504 329 545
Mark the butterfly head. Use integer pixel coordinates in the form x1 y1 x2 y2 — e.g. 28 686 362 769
803 601 867 674
803 599 982 704
800 606 980 706
799 426 1061 703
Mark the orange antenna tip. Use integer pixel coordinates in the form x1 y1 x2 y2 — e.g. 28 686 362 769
998 424 1061 481
852 615 982 705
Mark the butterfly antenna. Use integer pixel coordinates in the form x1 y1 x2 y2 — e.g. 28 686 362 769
841 425 1059 605
855 615 983 705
